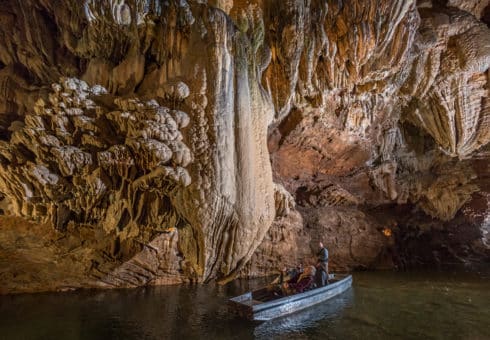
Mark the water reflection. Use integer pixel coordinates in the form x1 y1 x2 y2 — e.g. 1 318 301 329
254 289 354 338
0 271 489 340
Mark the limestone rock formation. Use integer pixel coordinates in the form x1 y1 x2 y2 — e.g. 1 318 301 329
447 0 490 19
402 6 490 159
1 0 275 291
0 78 191 234
0 0 489 293
243 207 392 277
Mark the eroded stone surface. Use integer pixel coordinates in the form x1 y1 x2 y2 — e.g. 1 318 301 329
0 78 192 235
0 0 489 292
0 1 275 290
243 207 392 278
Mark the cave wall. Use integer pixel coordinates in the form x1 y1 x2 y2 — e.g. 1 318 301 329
252 0 490 275
0 0 489 293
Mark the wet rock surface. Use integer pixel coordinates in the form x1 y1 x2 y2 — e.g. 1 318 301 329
0 0 489 293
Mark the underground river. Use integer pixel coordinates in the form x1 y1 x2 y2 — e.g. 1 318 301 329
1 270 489 340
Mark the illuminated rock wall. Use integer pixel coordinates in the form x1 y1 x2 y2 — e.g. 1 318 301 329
0 0 488 293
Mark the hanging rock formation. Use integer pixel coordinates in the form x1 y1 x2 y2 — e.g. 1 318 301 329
0 0 489 293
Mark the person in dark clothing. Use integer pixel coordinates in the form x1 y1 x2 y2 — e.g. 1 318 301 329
316 241 329 286
268 264 308 297
283 265 316 294
272 264 303 285
288 264 303 284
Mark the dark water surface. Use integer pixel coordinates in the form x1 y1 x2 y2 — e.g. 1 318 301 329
1 271 489 340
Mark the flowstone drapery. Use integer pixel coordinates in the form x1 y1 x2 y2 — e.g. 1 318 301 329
0 0 489 293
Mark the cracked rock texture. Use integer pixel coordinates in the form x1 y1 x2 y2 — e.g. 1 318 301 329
0 0 489 293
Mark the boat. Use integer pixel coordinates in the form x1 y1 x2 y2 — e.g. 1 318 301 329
229 273 353 321
253 288 354 337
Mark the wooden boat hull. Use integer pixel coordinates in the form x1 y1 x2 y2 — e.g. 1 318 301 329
229 274 353 321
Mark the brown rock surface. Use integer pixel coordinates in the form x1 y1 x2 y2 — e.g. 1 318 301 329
0 216 93 294
0 0 489 293
243 207 392 278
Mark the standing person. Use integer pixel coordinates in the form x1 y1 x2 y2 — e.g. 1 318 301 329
316 241 329 286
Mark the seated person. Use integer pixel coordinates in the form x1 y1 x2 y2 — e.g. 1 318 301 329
270 266 297 286
287 264 303 284
270 263 304 285
282 265 316 295
268 265 299 297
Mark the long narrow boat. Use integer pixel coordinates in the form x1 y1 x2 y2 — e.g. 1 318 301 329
229 274 352 321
